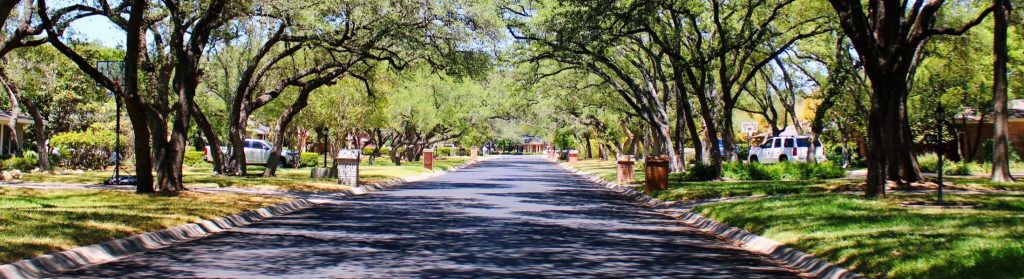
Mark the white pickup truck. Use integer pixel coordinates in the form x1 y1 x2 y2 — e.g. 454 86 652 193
748 136 826 163
204 139 301 168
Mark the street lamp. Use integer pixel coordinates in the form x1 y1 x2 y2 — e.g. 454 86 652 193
97 61 133 185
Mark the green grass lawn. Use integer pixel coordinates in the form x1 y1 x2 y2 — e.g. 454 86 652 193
650 180 846 201
567 159 857 200
22 156 474 192
943 177 1024 191
566 159 645 184
0 187 288 264
694 193 1024 279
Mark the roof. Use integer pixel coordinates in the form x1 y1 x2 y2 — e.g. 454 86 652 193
958 99 1024 121
522 135 544 144
0 110 37 125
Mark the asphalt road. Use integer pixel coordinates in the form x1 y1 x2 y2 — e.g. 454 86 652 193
59 156 800 278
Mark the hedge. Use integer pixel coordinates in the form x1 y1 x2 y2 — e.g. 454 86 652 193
300 152 321 167
722 161 845 181
50 129 120 170
183 150 208 167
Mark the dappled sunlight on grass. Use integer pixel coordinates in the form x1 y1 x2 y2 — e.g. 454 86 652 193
651 180 835 201
944 177 1024 191
695 193 1024 279
0 187 288 264
21 157 474 192
567 159 644 184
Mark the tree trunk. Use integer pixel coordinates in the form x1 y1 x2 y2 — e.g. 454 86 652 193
191 100 225 174
720 103 739 162
227 113 247 175
124 0 154 193
264 89 313 177
991 0 1014 182
23 99 48 170
865 92 889 197
583 132 593 159
0 67 23 157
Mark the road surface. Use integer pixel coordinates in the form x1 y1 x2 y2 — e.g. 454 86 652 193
60 156 800 278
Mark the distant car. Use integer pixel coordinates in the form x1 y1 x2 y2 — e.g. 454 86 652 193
204 139 300 168
718 139 739 158
748 136 826 163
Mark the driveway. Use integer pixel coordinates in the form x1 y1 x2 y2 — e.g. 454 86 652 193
59 156 800 278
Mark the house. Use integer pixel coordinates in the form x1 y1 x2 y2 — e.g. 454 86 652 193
955 99 1024 161
518 135 547 153
0 110 36 156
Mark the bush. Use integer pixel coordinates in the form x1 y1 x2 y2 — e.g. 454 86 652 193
183 150 207 167
946 161 978 175
300 152 321 167
722 161 844 181
982 139 1021 163
682 163 720 181
50 129 119 170
920 153 982 175
436 147 455 157
2 156 37 171
22 150 38 161
362 147 391 156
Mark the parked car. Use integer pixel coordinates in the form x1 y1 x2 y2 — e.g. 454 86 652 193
718 139 739 158
204 139 301 168
748 136 826 163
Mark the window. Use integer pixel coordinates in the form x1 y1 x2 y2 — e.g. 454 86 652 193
244 141 254 148
784 138 794 148
773 139 782 148
761 140 772 148
797 138 823 147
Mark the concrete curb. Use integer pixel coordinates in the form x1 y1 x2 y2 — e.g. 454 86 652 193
549 158 866 279
0 199 315 279
0 157 489 279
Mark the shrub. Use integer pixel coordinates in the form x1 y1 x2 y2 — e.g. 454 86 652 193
50 129 119 170
682 163 720 181
183 150 207 167
2 156 37 171
946 161 978 175
722 161 844 181
300 152 322 167
982 139 1020 163
362 147 391 156
919 153 978 175
435 147 456 157
22 150 38 161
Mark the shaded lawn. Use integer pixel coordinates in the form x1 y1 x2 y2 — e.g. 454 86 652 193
695 193 1024 279
0 187 288 264
650 180 844 201
22 157 474 192
568 159 855 201
943 177 1024 191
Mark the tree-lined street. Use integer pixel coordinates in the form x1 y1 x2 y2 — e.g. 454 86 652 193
58 156 800 278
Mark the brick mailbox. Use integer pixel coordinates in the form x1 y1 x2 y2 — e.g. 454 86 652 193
335 149 361 186
470 145 478 159
423 149 434 170
644 155 670 193
616 154 635 185
568 150 579 163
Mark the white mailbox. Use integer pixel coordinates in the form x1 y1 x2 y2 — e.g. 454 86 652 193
336 149 361 186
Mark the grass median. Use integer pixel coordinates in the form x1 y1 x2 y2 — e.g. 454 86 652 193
694 193 1024 279
22 156 474 192
0 187 288 264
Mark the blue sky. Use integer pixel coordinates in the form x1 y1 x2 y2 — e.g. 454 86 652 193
68 15 123 47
